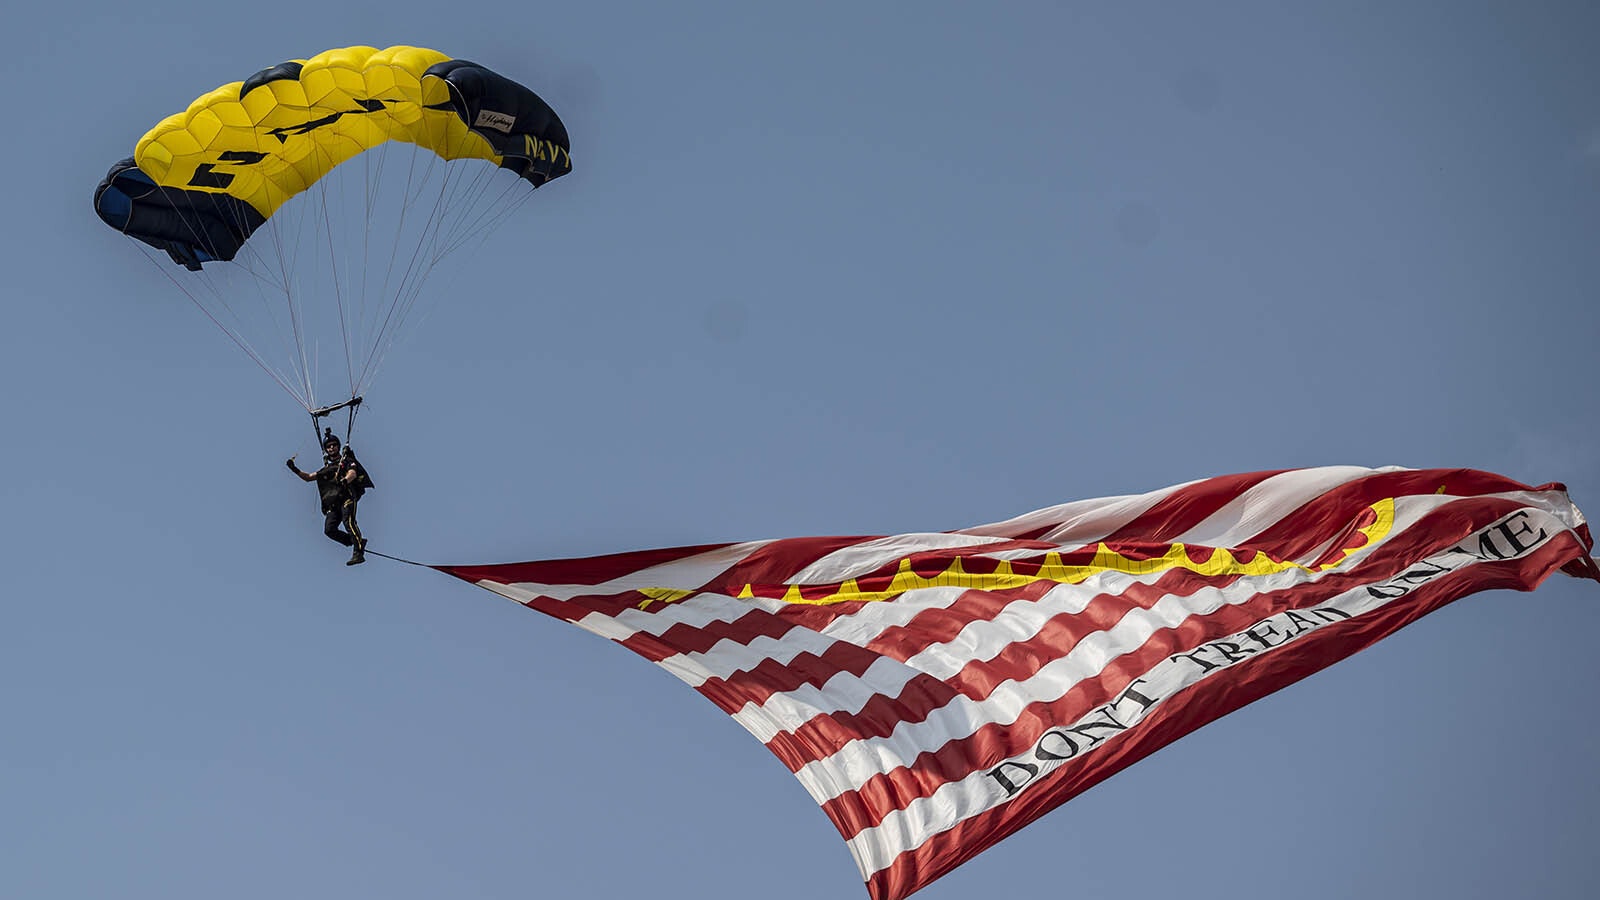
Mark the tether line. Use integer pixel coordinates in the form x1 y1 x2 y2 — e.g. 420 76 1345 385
363 547 432 568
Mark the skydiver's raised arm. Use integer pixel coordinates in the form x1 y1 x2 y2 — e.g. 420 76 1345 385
286 457 318 481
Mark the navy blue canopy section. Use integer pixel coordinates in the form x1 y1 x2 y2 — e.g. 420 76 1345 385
92 158 266 271
425 59 572 185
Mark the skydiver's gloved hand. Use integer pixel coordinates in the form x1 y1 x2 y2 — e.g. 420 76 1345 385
286 457 298 472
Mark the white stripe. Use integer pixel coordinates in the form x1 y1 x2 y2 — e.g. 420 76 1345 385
785 533 1017 585
817 586 973 644
962 481 1202 544
642 586 974 692
572 589 776 639
667 624 845 697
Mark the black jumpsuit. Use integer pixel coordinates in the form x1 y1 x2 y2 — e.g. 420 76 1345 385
314 456 372 547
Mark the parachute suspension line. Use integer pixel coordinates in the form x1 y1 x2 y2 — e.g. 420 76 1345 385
440 173 535 258
357 61 404 374
433 165 503 257
435 175 536 267
381 168 537 372
372 141 445 390
353 146 460 393
281 188 316 407
359 138 387 383
134 242 307 407
373 139 425 338
238 203 312 408
341 138 376 401
393 153 463 301
231 191 315 408
345 398 359 447
441 124 510 251
311 141 358 404
263 143 327 410
351 140 433 397
355 165 530 394
129 181 311 409
276 173 313 397
356 147 532 393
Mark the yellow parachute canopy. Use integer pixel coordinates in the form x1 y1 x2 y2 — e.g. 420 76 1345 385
134 45 567 219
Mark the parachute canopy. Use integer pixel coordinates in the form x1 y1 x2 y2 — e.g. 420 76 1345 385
437 466 1598 900
93 45 571 416
96 45 570 270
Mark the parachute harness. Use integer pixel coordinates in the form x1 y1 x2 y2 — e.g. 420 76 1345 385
303 392 433 570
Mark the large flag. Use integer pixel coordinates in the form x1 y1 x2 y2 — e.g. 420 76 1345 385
437 466 1597 900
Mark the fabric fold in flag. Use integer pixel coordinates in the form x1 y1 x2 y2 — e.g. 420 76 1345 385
437 466 1598 900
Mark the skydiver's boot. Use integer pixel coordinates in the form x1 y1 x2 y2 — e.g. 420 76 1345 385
346 540 366 566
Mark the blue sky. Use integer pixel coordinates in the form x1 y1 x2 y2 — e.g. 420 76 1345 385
5 3 1598 898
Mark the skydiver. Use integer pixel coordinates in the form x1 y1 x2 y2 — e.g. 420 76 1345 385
286 428 374 565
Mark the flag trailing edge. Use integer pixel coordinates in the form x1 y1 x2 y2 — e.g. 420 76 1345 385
436 466 1598 900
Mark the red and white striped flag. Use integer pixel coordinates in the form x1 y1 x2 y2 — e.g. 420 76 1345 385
437 466 1597 900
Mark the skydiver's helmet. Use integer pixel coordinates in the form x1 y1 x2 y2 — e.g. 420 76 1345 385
322 428 341 459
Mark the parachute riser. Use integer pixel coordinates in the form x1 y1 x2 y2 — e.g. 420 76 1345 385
309 395 362 451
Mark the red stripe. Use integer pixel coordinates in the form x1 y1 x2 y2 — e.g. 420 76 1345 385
694 641 907 715
435 541 737 587
520 589 667 623
711 534 882 589
608 597 892 672
614 606 799 663
862 529 1589 900
862 580 1057 662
